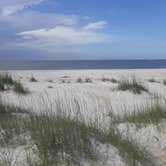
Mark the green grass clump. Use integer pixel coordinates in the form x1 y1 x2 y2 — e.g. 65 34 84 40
110 78 118 83
0 101 27 147
0 73 14 91
0 97 157 166
163 80 166 85
102 77 110 82
102 77 117 83
76 78 83 83
107 127 154 166
26 114 96 165
148 78 157 83
30 76 37 82
0 73 14 85
13 81 27 94
85 77 92 83
114 103 166 125
0 82 5 91
61 80 66 83
117 79 148 94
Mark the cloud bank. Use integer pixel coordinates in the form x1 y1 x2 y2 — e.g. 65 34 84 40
0 0 111 59
0 0 44 15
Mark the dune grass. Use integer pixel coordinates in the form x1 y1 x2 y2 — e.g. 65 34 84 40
76 78 83 83
117 79 148 94
13 81 27 94
26 113 96 165
102 77 118 83
113 103 166 126
0 73 14 85
77 77 93 83
148 78 157 83
107 127 154 166
0 73 28 95
0 96 157 166
0 73 14 91
30 76 37 82
0 99 97 165
0 82 5 91
85 77 92 83
0 101 27 147
163 80 166 85
110 78 118 83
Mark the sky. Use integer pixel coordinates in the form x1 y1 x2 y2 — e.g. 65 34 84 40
0 0 166 60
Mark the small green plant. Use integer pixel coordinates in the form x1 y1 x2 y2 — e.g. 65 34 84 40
101 77 110 82
48 80 53 83
101 77 117 83
48 86 53 88
114 103 166 125
13 81 27 94
0 82 5 91
107 127 154 166
61 80 66 83
117 79 148 94
85 78 92 83
163 80 166 85
148 79 157 83
30 76 37 82
0 73 14 85
110 78 118 83
26 114 96 165
77 78 83 83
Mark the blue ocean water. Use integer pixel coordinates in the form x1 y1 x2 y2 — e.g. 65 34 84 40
0 60 166 70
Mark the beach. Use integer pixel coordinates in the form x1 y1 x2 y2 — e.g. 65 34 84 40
0 69 166 166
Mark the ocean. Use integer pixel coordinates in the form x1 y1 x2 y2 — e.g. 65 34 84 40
0 60 166 70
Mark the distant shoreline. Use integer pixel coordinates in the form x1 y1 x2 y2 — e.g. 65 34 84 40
0 60 166 70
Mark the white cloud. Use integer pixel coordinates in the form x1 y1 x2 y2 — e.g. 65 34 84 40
0 0 44 16
0 0 111 57
83 21 107 30
0 11 78 29
18 25 110 48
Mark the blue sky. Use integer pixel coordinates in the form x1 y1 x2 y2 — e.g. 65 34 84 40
0 0 166 60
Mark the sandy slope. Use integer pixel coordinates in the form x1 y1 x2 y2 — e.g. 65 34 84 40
1 69 166 114
0 69 166 165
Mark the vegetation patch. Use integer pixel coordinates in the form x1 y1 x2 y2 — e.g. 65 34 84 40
0 73 28 95
85 77 92 83
0 73 14 85
26 114 96 165
13 81 27 94
113 103 166 125
117 79 148 94
76 78 83 83
148 78 157 83
0 97 157 166
102 77 118 83
48 79 53 83
48 86 53 89
30 76 37 82
0 82 5 91
163 80 166 85
110 78 118 83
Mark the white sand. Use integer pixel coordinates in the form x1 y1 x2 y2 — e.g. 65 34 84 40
0 69 166 165
1 69 166 115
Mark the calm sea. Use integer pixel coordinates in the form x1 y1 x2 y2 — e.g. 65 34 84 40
0 60 166 70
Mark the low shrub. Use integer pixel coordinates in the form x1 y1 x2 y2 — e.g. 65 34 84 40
30 76 37 82
117 79 148 94
163 80 166 85
77 78 83 83
13 81 27 94
85 78 92 83
0 73 14 85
